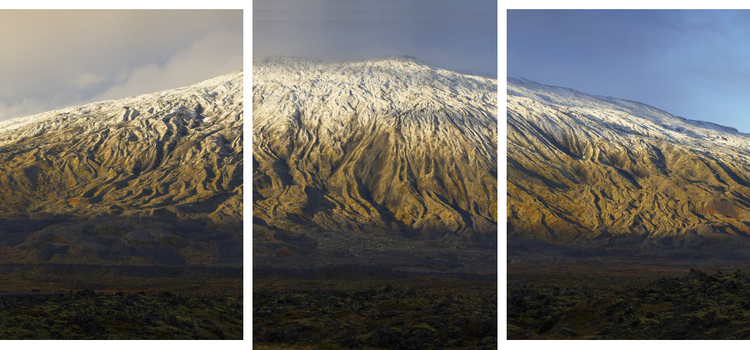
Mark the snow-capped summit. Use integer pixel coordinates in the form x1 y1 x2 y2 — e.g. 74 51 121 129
253 57 498 241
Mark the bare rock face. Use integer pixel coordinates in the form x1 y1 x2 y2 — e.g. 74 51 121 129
507 78 750 259
0 72 243 266
253 57 497 239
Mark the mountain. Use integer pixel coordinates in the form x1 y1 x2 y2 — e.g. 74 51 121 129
507 77 750 259
0 72 243 267
253 57 497 275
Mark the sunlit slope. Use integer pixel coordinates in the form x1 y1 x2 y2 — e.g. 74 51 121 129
0 72 243 266
253 57 498 239
508 78 750 255
0 72 243 223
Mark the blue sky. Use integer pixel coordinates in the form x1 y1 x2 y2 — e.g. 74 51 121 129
254 0 497 77
508 10 750 133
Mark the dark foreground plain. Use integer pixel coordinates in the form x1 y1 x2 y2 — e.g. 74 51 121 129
0 264 242 339
254 277 497 349
508 259 750 339
0 290 241 339
0 263 242 295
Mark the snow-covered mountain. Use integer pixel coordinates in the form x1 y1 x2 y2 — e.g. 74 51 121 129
253 57 497 273
0 71 243 266
508 78 750 259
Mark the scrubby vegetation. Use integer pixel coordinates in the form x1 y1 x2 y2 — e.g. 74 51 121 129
0 290 242 339
254 280 496 349
508 268 750 339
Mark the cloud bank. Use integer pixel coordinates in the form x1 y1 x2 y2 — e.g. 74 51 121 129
254 0 497 78
0 10 242 121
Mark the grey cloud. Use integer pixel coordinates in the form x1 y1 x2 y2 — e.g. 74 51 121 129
0 10 242 121
90 29 243 102
254 0 496 77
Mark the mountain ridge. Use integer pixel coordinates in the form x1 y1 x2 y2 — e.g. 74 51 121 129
507 77 750 259
0 70 242 220
0 71 243 266
253 57 497 274
254 57 497 237
508 77 747 135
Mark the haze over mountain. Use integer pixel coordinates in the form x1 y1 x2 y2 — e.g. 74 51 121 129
507 77 750 260
0 72 243 267
253 57 497 276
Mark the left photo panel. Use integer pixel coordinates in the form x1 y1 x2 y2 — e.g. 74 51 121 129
0 9 243 339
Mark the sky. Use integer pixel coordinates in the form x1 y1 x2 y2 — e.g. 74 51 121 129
254 0 497 78
508 10 750 133
0 10 242 122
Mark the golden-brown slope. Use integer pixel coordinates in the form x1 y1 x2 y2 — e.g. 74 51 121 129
507 78 750 249
253 58 498 239
0 71 243 224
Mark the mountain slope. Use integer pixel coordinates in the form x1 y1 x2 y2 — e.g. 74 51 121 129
0 72 243 266
253 57 497 237
0 72 242 221
253 57 497 274
507 78 750 258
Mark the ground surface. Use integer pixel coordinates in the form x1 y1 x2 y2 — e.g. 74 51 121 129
254 278 496 349
0 291 242 339
508 259 750 339
0 263 242 339
0 263 242 295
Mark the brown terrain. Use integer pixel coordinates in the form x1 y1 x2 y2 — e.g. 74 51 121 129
253 57 498 348
507 77 750 340
253 57 497 276
0 71 243 293
508 77 750 259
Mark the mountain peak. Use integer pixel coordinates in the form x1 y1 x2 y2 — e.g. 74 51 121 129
253 55 425 66
253 55 498 240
